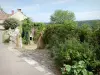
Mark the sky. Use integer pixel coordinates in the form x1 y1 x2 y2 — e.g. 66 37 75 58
0 0 100 22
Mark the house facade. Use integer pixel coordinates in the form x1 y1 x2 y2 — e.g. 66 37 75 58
0 9 10 24
9 9 27 21
0 8 27 24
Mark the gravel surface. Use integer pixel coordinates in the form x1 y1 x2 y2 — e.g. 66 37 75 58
18 44 61 75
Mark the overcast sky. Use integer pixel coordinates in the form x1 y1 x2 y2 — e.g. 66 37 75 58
0 0 100 22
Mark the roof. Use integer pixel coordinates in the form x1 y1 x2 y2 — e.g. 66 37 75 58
0 9 9 20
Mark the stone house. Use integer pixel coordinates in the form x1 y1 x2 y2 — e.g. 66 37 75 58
0 8 11 24
9 9 27 21
0 8 27 24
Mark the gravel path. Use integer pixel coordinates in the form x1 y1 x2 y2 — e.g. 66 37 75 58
18 44 61 75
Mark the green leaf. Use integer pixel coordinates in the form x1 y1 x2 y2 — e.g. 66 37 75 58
64 64 71 72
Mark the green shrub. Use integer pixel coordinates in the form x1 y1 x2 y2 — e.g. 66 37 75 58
33 30 40 43
92 28 100 61
22 31 30 44
61 61 93 75
78 24 92 42
22 19 46 44
52 38 95 66
43 21 100 74
33 22 45 29
43 24 77 48
3 18 20 30
51 38 98 74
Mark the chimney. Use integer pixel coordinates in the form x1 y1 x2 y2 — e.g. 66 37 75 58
11 10 14 15
17 9 21 12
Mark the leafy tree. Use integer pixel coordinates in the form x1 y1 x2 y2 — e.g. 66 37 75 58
43 24 77 48
92 20 100 32
3 18 20 30
64 20 77 29
50 10 75 24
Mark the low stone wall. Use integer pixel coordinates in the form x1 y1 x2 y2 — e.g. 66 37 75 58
0 25 4 30
3 28 22 48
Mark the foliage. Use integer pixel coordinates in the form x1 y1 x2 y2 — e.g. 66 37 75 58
50 10 75 24
22 19 46 44
43 19 100 74
51 38 95 66
22 18 33 44
43 23 77 48
3 18 20 30
33 22 46 43
33 22 45 29
61 61 93 75
64 20 77 28
50 38 97 75
77 20 100 27
92 28 100 60
78 24 92 42
91 20 100 31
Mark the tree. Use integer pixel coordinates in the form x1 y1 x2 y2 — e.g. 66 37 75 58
3 18 20 30
50 10 75 24
92 20 100 32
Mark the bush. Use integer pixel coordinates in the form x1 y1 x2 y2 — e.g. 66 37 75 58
92 28 100 60
51 38 98 74
78 24 92 42
43 22 100 74
43 24 77 48
3 18 20 30
61 61 93 75
52 38 95 66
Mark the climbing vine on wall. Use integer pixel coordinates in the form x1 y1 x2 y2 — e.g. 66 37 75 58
22 18 33 44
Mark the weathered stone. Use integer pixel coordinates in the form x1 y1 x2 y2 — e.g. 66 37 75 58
8 27 22 48
3 30 10 43
37 32 45 49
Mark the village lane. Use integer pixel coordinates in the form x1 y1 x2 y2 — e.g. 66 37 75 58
0 30 45 75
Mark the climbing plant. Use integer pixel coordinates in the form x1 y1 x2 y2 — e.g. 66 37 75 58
22 18 33 44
